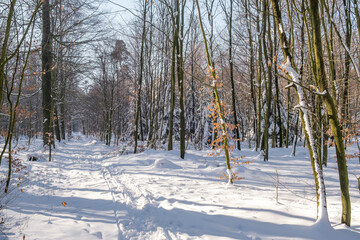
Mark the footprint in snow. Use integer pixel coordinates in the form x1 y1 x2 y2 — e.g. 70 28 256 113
92 231 103 239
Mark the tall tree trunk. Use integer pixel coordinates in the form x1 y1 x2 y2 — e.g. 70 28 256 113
256 0 262 151
177 0 186 159
227 0 241 150
341 0 352 149
273 18 281 148
285 0 295 149
196 0 233 183
42 0 53 146
244 0 256 148
262 0 272 161
167 3 177 151
271 0 330 224
320 1 334 168
134 0 147 153
309 0 351 226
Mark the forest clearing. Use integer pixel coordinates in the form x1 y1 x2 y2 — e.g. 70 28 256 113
1 0 360 239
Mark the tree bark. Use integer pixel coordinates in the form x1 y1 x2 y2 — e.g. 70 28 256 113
262 0 272 161
134 0 147 153
309 0 351 226
227 0 241 150
167 1 177 151
341 0 352 149
42 0 53 146
256 0 262 151
271 0 330 224
244 0 256 148
177 0 186 159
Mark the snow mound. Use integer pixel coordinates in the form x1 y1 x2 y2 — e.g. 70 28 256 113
85 140 98 145
152 159 182 169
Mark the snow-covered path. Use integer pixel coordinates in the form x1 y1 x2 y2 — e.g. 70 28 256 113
3 135 360 239
7 139 121 239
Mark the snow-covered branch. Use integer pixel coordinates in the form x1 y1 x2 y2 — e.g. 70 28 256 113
285 83 295 89
310 85 327 96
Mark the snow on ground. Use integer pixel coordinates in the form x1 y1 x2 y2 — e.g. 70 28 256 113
0 134 360 239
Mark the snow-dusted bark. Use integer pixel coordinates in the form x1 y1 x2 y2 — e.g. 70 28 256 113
226 168 233 185
270 0 331 224
281 58 329 224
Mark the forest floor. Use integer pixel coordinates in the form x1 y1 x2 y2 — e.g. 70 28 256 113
1 134 360 240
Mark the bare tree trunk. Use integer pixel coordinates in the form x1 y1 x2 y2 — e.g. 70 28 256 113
177 0 186 159
195 0 233 184
244 0 256 148
167 1 177 151
42 0 53 146
256 0 262 151
341 0 352 149
310 0 351 226
271 0 330 224
134 0 147 153
224 0 241 150
262 0 272 161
